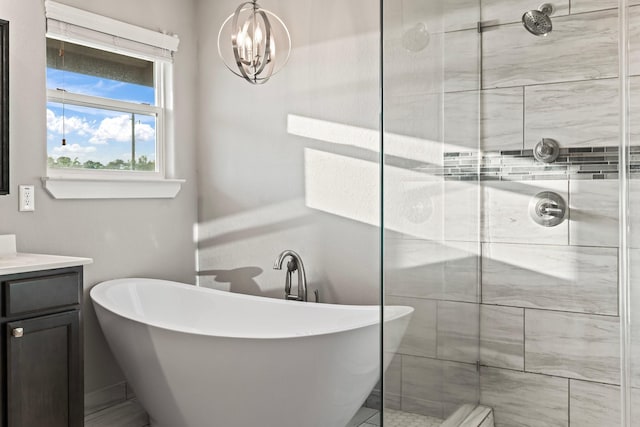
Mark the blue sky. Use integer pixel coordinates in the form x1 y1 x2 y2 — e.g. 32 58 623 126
46 69 157 168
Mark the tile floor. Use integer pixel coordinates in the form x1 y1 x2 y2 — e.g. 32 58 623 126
85 400 443 427
349 407 443 427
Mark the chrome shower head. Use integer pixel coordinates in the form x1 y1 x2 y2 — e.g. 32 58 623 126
522 3 554 36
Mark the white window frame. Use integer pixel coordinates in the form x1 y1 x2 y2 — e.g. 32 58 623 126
42 1 184 199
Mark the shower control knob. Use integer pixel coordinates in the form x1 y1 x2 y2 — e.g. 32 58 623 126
533 138 560 163
529 191 567 227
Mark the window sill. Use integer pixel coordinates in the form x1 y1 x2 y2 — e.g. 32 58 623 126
42 177 185 199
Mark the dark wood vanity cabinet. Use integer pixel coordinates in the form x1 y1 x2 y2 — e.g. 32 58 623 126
0 266 83 427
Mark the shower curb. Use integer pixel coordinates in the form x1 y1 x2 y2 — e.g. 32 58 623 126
442 404 494 427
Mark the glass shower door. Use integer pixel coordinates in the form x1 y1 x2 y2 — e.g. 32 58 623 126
383 1 630 426
382 0 482 424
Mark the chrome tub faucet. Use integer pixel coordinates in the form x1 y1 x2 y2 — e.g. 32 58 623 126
273 250 308 302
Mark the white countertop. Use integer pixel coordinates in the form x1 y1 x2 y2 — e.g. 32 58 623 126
0 235 92 275
0 253 93 276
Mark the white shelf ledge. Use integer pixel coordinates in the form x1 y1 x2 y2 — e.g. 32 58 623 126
42 177 185 199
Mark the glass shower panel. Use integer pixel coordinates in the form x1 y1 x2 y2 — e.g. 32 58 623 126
627 1 639 425
382 0 482 424
383 1 628 426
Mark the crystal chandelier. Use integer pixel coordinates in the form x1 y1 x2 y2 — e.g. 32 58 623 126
217 1 291 84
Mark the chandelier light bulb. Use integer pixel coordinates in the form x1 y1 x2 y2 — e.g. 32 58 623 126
217 1 291 84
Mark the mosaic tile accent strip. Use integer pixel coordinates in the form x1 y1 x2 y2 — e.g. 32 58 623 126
387 146 640 181
439 146 633 181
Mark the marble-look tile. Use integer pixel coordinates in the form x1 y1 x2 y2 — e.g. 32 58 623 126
382 0 443 38
478 411 494 427
569 179 619 247
482 10 618 88
440 365 481 413
630 180 640 249
362 409 380 426
402 395 445 420
385 239 480 303
444 88 524 152
632 77 640 152
386 296 437 358
444 29 480 93
443 405 494 427
480 367 568 427
443 0 480 32
443 181 481 243
382 0 478 37
480 305 524 370
437 301 480 364
85 382 127 416
441 404 476 427
482 180 569 245
462 406 494 427
385 92 442 147
569 380 620 426
385 354 403 401
443 91 479 152
631 77 640 245
481 0 569 26
348 407 379 427
482 243 618 315
569 0 619 13
525 309 620 384
525 78 618 149
385 392 402 412
84 399 149 427
402 356 479 420
630 7 640 76
629 248 640 388
633 388 640 423
383 32 444 98
383 170 444 241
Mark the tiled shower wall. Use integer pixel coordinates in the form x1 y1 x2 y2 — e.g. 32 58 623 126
383 1 640 426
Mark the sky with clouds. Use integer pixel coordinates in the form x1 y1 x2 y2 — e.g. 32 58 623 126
46 69 157 167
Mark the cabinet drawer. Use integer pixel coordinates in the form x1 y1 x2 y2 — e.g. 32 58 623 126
5 272 81 317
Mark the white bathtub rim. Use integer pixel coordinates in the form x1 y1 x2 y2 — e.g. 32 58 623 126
90 277 413 340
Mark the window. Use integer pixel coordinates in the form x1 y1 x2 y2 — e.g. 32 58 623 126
42 1 183 199
46 39 160 173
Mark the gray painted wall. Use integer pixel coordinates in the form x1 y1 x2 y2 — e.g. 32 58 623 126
195 0 381 305
0 0 198 393
0 0 380 397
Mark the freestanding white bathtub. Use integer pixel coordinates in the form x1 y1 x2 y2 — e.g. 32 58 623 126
90 278 413 427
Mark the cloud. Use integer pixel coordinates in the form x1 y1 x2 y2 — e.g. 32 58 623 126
89 115 155 145
51 143 97 154
46 109 94 136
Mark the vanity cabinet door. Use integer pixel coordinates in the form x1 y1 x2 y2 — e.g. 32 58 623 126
6 310 81 427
